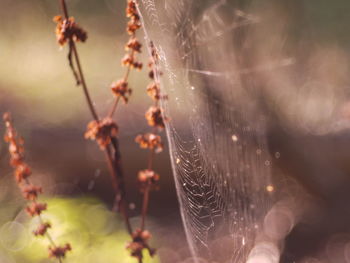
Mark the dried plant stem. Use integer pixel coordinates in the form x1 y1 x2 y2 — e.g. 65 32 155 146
108 49 135 119
139 48 163 232
140 147 155 230
60 0 98 121
58 0 133 239
105 145 132 234
70 43 99 121
108 96 120 119
140 185 150 231
60 0 69 19
24 180 63 263
3 114 70 262
55 1 155 261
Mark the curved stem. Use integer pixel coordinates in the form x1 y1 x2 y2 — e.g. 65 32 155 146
104 144 133 235
70 43 99 121
58 0 133 237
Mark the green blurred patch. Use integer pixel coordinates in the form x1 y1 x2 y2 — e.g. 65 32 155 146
0 197 158 263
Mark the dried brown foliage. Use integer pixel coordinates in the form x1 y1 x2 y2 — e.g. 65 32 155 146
3 113 71 262
51 0 169 262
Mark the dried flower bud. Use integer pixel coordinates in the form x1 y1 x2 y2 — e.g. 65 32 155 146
133 61 143 70
53 15 87 46
135 133 163 153
26 202 47 217
138 169 160 192
111 79 132 103
146 82 161 101
149 41 159 60
10 153 23 167
122 54 134 67
126 0 138 19
15 164 31 183
127 229 155 260
148 70 154 80
126 241 144 259
8 141 21 154
85 118 119 150
127 20 141 35
34 222 51 236
3 112 70 259
145 106 165 129
22 184 42 200
49 243 72 259
126 38 142 53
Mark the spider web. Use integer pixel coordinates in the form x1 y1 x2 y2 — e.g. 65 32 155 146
137 0 284 262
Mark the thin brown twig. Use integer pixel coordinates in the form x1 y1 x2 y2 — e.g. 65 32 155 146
57 0 134 240
55 1 156 261
105 144 133 234
108 45 136 119
140 146 155 230
138 43 164 233
60 0 69 19
70 43 99 121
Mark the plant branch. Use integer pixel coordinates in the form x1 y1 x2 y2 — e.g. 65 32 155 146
58 0 133 239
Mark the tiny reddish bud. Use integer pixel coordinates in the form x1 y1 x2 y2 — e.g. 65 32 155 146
111 79 132 103
22 184 42 200
26 202 47 217
33 222 51 236
135 133 163 153
49 243 72 259
85 118 119 150
145 106 165 129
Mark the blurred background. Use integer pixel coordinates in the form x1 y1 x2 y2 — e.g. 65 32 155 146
3 0 350 263
0 0 186 262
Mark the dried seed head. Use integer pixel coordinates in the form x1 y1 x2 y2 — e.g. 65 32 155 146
138 169 160 183
21 184 42 201
3 112 70 257
135 133 163 153
15 164 31 183
126 20 141 35
10 153 23 167
33 222 51 236
133 61 143 70
126 0 141 35
138 169 160 192
146 82 161 101
111 79 132 103
53 15 87 46
126 38 142 53
122 54 134 67
49 243 72 259
122 54 143 70
26 202 47 217
145 106 165 129
85 118 119 150
127 229 155 260
148 70 154 80
126 0 138 19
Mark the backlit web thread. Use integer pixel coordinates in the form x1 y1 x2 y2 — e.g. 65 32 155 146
138 0 274 261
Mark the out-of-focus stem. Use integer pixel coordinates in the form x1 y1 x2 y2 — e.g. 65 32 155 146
105 145 133 235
